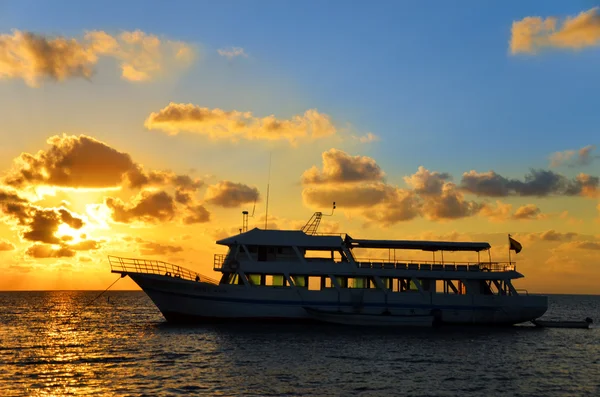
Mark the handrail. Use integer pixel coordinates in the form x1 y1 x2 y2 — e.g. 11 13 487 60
355 259 516 272
108 255 218 285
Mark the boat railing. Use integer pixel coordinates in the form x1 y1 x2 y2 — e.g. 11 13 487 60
214 254 226 271
354 258 516 272
108 255 218 284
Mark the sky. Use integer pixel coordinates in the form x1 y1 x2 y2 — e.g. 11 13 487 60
0 1 599 293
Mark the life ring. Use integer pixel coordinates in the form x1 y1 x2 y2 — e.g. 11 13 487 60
228 260 239 271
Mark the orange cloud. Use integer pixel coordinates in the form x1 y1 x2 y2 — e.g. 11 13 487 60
5 134 137 188
105 190 176 224
510 7 600 54
0 29 193 86
302 149 385 184
26 244 76 258
512 204 545 220
0 240 15 251
144 103 337 144
204 181 260 208
550 145 598 167
301 150 481 225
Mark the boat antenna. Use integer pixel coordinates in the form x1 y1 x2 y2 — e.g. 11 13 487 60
264 152 272 230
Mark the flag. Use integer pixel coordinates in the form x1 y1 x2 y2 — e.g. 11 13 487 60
509 235 522 254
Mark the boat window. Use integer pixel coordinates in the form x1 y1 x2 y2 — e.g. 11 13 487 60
321 277 333 288
247 274 261 286
291 275 307 288
308 276 321 290
223 273 244 285
265 274 288 287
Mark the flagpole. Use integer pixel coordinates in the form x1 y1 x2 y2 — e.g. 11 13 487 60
508 234 512 264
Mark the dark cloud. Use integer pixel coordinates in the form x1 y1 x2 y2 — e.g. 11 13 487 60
204 181 259 208
301 149 385 184
183 204 210 224
460 169 599 197
105 190 176 223
0 191 86 245
5 134 137 188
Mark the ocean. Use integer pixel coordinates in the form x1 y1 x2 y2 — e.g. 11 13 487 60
0 292 598 396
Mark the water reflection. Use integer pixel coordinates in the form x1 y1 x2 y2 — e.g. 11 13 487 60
0 292 598 396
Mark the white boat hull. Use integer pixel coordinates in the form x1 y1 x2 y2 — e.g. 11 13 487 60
304 308 433 327
130 273 548 326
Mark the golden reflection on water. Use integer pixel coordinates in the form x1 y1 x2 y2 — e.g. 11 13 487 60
1 292 599 396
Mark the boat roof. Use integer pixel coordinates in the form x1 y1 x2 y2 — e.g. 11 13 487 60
347 238 490 252
216 228 344 248
216 228 491 252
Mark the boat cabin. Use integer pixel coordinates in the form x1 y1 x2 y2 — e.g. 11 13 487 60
213 227 523 297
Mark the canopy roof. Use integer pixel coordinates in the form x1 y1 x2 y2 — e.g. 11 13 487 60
347 238 490 252
216 228 344 248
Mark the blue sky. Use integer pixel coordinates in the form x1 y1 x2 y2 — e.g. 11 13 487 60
2 0 599 181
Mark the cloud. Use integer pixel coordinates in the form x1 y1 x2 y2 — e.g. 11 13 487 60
479 201 546 222
0 240 15 251
302 183 391 209
510 7 600 54
301 151 482 225
0 29 193 86
460 169 599 197
144 103 337 144
403 166 451 196
183 204 211 224
356 132 379 143
550 145 598 168
561 241 600 250
4 134 205 202
69 239 101 251
0 189 86 244
105 190 176 223
4 134 137 188
512 204 544 220
204 181 259 208
217 47 247 60
26 244 75 258
537 230 578 242
301 149 385 185
135 238 183 256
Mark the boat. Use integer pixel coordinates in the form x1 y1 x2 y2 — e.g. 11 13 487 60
303 307 434 327
108 210 548 326
532 318 593 329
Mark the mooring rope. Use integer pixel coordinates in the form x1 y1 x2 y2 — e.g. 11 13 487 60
74 275 122 315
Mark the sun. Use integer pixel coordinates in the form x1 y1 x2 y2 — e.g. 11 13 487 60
57 223 86 243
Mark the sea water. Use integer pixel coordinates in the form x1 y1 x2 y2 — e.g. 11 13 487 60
0 292 598 396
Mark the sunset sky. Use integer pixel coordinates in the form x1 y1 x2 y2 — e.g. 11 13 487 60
1 1 599 293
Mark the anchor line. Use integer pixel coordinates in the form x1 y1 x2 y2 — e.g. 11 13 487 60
75 275 122 315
